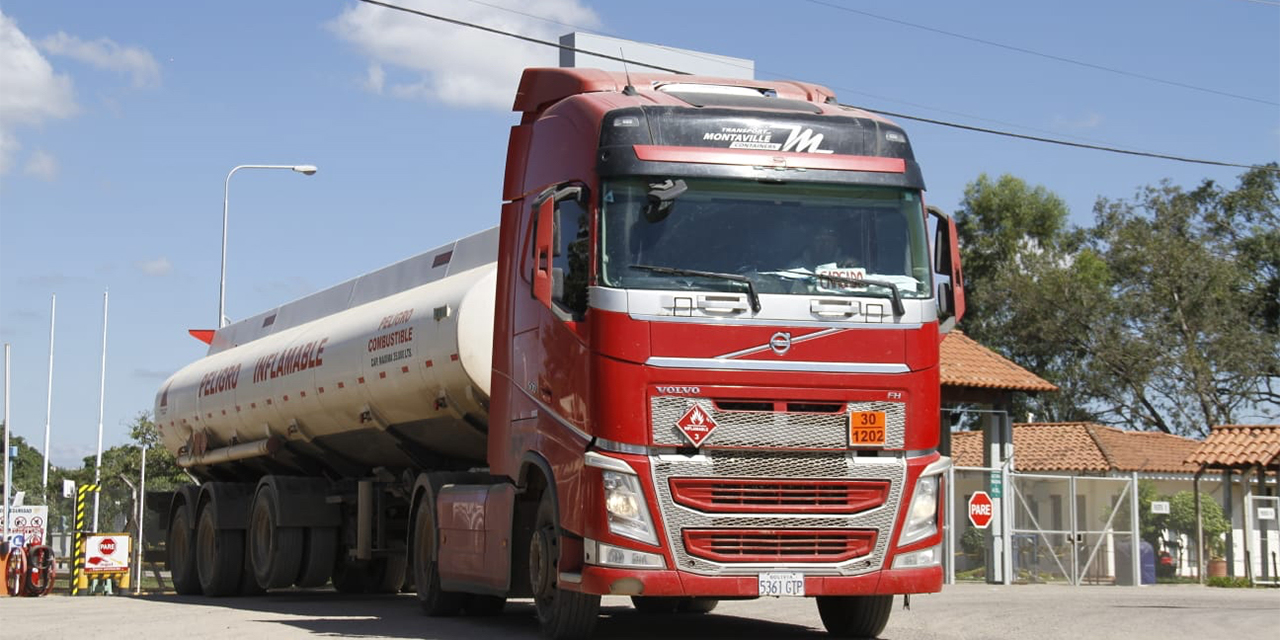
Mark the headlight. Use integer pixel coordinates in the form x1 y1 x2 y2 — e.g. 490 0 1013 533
602 469 659 545
899 474 939 546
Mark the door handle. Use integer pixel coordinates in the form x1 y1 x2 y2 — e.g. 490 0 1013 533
698 294 748 314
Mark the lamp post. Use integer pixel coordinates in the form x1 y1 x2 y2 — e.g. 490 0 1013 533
219 164 317 328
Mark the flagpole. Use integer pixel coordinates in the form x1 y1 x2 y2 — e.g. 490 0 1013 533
3 343 12 541
41 294 55 500
93 290 109 531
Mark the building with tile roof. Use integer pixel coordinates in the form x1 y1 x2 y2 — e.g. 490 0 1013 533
940 330 1058 395
951 422 1204 476
1186 424 1280 471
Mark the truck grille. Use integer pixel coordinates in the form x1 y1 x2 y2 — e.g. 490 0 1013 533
651 450 905 576
650 396 906 449
683 529 877 563
668 478 890 514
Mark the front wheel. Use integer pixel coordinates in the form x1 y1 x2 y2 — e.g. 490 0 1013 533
816 595 893 638
530 491 600 639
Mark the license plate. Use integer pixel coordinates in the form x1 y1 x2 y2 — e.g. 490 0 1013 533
757 572 805 597
849 411 886 446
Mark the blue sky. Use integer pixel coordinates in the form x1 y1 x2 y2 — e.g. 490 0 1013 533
0 0 1276 468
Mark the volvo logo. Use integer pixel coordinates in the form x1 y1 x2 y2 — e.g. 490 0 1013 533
656 386 701 395
769 332 792 355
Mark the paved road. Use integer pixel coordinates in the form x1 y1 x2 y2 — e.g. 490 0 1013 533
1 583 1275 639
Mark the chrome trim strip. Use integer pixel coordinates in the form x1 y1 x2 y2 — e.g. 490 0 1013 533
716 327 843 359
584 451 637 474
646 357 910 374
632 313 924 330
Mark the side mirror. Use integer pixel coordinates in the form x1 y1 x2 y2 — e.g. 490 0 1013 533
927 206 965 325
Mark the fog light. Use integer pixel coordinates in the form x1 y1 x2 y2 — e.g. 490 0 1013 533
892 543 941 569
585 538 666 569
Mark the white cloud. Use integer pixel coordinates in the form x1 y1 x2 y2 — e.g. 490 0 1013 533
329 0 600 110
136 256 173 276
23 149 58 181
39 31 160 88
0 10 77 173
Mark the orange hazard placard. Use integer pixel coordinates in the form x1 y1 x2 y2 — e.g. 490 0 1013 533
848 411 886 446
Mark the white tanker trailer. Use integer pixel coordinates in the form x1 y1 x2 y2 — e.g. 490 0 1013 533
157 227 500 472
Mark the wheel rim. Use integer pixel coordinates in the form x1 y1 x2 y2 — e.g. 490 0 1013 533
529 526 556 613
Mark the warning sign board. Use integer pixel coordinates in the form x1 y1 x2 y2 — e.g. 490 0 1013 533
84 534 131 574
5 505 49 546
968 492 994 529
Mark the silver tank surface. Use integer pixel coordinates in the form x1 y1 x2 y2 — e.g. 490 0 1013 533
155 227 499 468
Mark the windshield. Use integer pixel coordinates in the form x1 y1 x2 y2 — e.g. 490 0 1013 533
599 178 932 300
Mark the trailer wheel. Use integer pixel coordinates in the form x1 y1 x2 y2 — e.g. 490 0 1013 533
530 491 599 639
168 502 202 595
412 495 467 615
195 501 245 597
680 598 719 614
816 595 893 638
294 527 336 588
248 486 303 589
371 554 408 594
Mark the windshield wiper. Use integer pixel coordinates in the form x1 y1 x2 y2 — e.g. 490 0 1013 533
778 269 905 316
629 264 761 313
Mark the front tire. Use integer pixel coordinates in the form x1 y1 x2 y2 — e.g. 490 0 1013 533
168 503 202 595
816 595 893 638
530 491 600 639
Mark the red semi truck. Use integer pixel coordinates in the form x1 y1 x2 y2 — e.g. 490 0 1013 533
156 67 965 638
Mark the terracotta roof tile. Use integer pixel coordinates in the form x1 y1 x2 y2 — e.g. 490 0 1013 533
940 331 1058 392
951 422 1203 474
1088 425 1202 474
1185 425 1280 469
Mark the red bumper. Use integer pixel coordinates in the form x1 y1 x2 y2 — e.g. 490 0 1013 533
575 564 942 597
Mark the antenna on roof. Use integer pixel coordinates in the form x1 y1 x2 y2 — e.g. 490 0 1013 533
620 48 637 96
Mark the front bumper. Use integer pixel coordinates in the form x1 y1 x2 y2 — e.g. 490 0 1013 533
574 564 943 597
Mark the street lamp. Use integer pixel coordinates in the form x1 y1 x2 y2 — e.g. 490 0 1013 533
219 164 317 328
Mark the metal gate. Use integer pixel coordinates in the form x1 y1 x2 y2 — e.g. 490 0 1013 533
1246 495 1279 585
947 469 1139 586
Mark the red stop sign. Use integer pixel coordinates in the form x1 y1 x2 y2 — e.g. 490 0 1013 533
968 492 993 529
98 537 117 556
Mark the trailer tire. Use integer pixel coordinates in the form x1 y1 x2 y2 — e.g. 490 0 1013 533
412 495 467 615
168 502 202 595
680 598 719 614
530 491 599 639
295 527 336 588
195 501 245 597
248 486 303 589
816 595 893 638
372 554 408 594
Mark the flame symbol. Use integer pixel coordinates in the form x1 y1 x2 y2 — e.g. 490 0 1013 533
690 407 704 425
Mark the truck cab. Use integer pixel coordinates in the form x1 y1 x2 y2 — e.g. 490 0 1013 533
485 68 964 637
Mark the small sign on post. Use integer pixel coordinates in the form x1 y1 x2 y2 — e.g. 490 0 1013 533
968 491 994 529
1258 507 1277 521
1151 501 1170 515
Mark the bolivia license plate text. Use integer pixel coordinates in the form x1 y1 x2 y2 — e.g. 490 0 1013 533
758 572 805 597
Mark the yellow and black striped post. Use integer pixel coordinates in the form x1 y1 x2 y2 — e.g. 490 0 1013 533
70 484 100 596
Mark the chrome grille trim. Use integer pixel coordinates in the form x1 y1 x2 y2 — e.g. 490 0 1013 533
650 450 906 576
650 396 906 449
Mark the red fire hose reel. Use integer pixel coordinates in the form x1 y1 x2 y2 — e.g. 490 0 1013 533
1 543 56 597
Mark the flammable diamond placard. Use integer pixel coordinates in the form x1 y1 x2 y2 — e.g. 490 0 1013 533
675 404 718 447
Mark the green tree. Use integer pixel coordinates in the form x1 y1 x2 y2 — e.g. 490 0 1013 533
1167 490 1230 559
954 166 1279 435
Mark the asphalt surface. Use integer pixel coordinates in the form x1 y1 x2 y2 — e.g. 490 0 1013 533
0 583 1275 639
